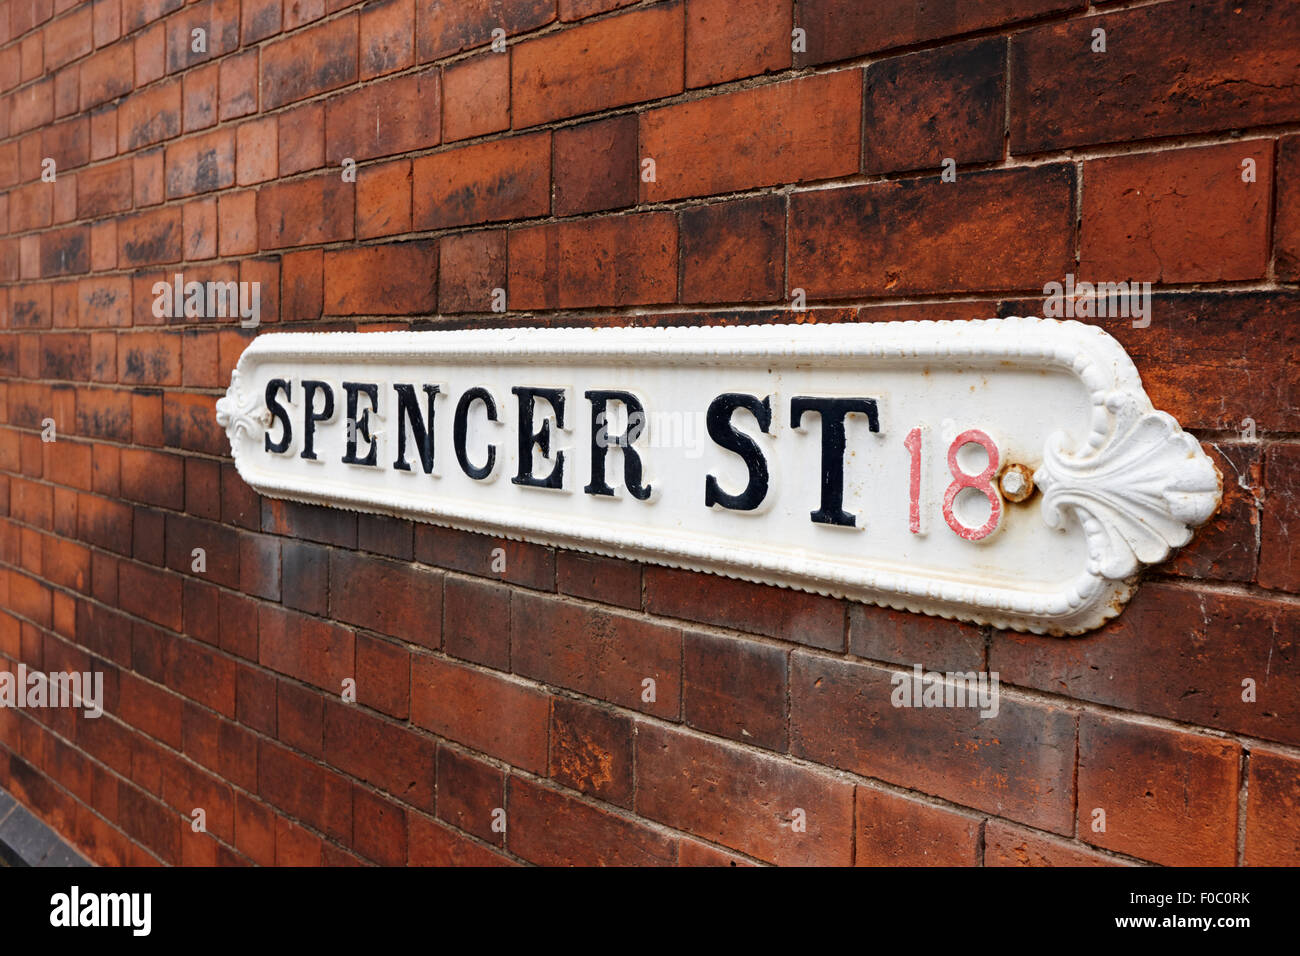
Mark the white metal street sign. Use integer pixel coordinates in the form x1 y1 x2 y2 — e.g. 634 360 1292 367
216 318 1221 635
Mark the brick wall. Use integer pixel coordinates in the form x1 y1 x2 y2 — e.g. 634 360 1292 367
0 0 1297 866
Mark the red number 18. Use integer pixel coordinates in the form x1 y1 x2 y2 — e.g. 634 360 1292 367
905 427 1001 541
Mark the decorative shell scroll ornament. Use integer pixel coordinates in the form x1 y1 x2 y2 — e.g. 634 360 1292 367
214 370 271 443
1037 391 1222 582
214 317 1222 636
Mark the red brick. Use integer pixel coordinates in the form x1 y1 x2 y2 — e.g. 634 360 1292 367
644 565 844 650
164 127 235 198
1081 142 1273 284
117 78 181 152
284 0 325 28
323 700 436 811
790 165 1074 299
855 787 981 866
511 2 681 127
686 0 790 88
555 551 639 610
509 211 677 310
985 821 1123 867
257 604 355 694
132 148 164 208
80 42 132 110
360 0 413 79
323 241 438 316
1076 714 1239 866
848 602 985 672
1278 134 1300 280
135 22 166 86
257 173 353 249
11 79 54 135
164 0 240 74
1011 0 1300 153
235 116 277 186
217 190 258 256
325 70 439 164
1245 747 1300 865
117 781 181 864
118 207 182 267
117 332 180 385
281 539 328 615
46 5 93 70
408 813 512 866
328 549 442 646
509 776 677 865
636 721 854 865
9 182 52 233
797 0 1078 66
681 195 785 304
355 632 409 719
277 101 323 175
1085 293 1300 433
442 576 506 668
442 52 508 142
549 695 633 808
262 498 357 547
415 524 553 590
77 158 133 219
791 651 1076 833
275 679 323 756
412 131 549 230
356 514 414 561
512 592 681 717
40 226 91 277
169 74 204 135
642 70 859 203
122 0 185 34
863 38 1005 174
991 583 1299 745
684 629 786 750
1161 442 1260 584
118 560 183 630
241 0 281 44
137 629 238 717
261 14 357 110
438 229 505 313
42 115 90 171
416 0 554 63
258 738 353 841
356 158 411 239
352 787 407 865
216 52 258 120
274 816 323 865
232 793 276 865
1261 443 1300 592
436 745 504 843
281 248 323 321
410 652 549 773
552 114 637 217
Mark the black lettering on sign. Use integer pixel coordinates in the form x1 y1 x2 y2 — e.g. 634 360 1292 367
790 396 879 528
454 387 498 480
300 380 335 461
704 393 772 511
584 390 651 500
393 383 440 474
264 379 293 454
343 382 380 466
512 386 566 490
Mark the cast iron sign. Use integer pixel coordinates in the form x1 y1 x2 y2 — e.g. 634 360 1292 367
216 318 1221 635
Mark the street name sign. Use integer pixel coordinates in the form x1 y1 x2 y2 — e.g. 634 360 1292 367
216 317 1221 634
